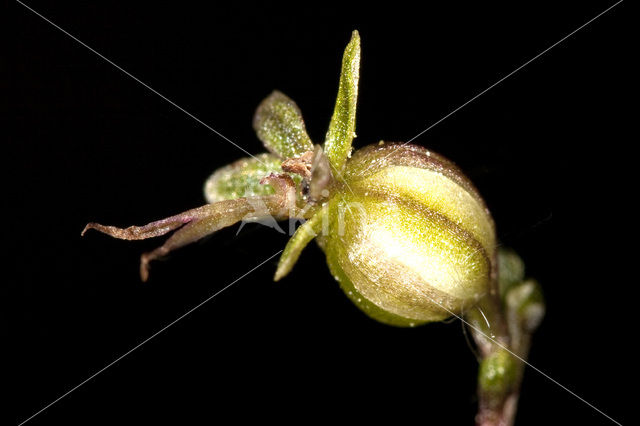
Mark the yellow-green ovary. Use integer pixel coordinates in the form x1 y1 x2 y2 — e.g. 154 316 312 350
328 166 494 322
353 166 495 250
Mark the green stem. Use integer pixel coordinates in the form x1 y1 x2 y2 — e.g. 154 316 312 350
466 250 544 426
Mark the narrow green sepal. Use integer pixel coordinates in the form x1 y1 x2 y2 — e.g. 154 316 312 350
274 206 327 281
323 30 361 172
253 91 314 159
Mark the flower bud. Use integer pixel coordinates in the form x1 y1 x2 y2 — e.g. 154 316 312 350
323 142 496 326
84 30 497 325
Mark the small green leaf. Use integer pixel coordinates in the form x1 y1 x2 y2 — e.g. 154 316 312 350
253 91 314 159
324 30 361 172
204 153 290 203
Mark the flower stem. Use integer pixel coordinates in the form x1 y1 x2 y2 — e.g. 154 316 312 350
466 250 544 426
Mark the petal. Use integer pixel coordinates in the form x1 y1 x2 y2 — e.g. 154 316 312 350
253 91 313 159
204 153 301 203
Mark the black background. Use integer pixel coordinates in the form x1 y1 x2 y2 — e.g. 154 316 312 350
5 1 631 425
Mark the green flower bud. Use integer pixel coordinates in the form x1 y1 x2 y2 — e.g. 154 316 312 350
478 348 518 399
506 279 545 333
85 30 496 326
497 248 526 299
321 142 496 326
81 29 543 426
